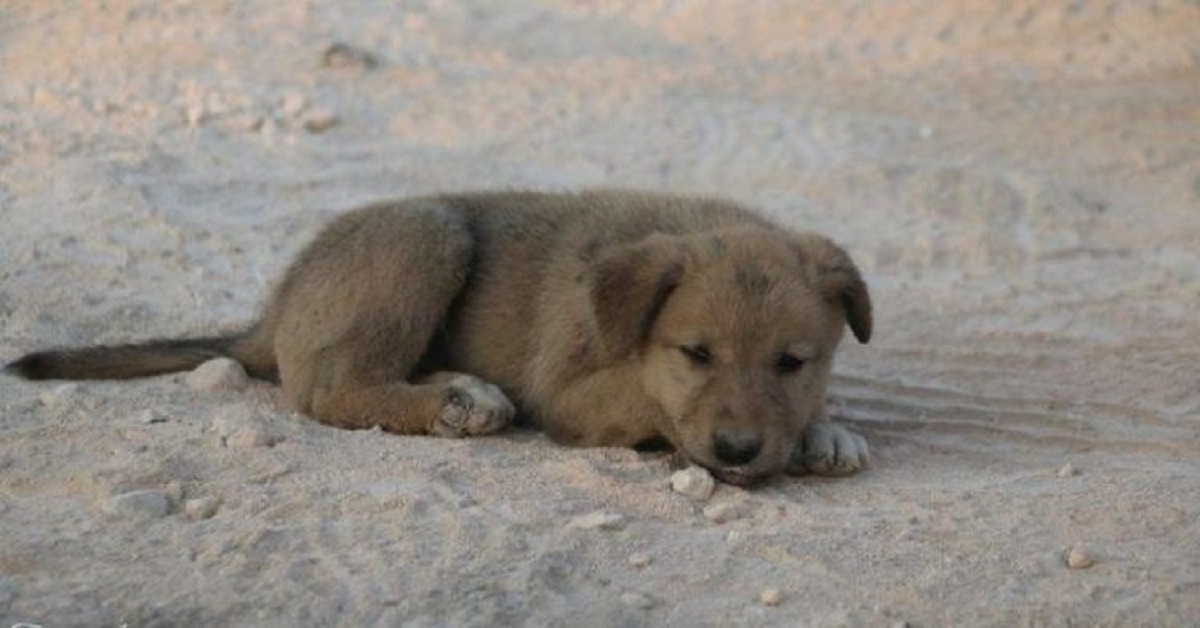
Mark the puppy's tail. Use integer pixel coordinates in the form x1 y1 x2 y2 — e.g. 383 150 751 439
5 330 276 381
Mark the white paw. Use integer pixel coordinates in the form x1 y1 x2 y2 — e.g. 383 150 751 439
431 375 515 438
790 421 870 476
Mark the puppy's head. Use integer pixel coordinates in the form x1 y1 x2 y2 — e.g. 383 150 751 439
591 228 871 485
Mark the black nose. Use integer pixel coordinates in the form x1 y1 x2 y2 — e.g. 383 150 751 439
713 429 763 466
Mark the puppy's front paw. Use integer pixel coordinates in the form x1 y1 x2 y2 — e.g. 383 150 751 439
789 421 870 476
431 375 515 438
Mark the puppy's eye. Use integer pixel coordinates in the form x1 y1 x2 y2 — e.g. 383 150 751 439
775 353 805 374
680 344 712 366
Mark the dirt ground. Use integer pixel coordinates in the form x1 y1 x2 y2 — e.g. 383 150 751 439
1 1 1198 626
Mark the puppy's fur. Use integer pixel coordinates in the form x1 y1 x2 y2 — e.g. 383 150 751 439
7 190 872 484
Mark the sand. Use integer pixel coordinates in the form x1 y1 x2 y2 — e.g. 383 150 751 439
1 1 1198 626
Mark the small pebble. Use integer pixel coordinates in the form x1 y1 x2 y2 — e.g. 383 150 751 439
280 92 307 118
186 358 250 391
105 490 170 520
212 410 279 448
620 591 655 610
184 103 205 127
670 466 716 500
258 116 281 137
627 552 652 568
164 480 185 503
184 496 221 520
302 109 338 133
1057 463 1078 478
321 42 377 70
231 114 265 132
703 500 749 524
224 425 278 449
137 409 168 424
1067 542 1096 569
567 511 626 531
759 588 783 606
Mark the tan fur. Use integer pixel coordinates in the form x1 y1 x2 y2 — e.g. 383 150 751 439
7 190 873 484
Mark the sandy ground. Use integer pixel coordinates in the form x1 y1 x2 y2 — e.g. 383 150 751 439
2 1 1199 626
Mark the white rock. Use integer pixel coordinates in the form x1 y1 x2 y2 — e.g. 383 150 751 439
302 109 338 133
1067 542 1096 569
184 496 221 520
670 466 715 500
105 490 170 519
186 358 250 391
567 511 625 531
212 409 279 448
229 113 264 132
627 552 652 568
281 92 307 118
703 500 749 524
227 425 278 449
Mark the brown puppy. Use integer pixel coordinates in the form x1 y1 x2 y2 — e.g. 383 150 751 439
7 190 872 484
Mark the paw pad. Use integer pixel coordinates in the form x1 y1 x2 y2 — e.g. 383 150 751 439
431 375 515 438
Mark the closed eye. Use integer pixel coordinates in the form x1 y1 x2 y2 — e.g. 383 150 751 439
775 353 805 374
680 344 713 366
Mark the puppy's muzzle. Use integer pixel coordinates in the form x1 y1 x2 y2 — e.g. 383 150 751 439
712 428 764 466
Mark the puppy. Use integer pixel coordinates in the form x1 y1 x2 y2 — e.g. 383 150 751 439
7 190 872 485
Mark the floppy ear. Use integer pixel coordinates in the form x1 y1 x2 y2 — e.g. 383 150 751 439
794 234 873 344
590 235 685 358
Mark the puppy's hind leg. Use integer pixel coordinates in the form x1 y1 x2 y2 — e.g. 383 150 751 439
306 367 515 437
270 200 512 436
